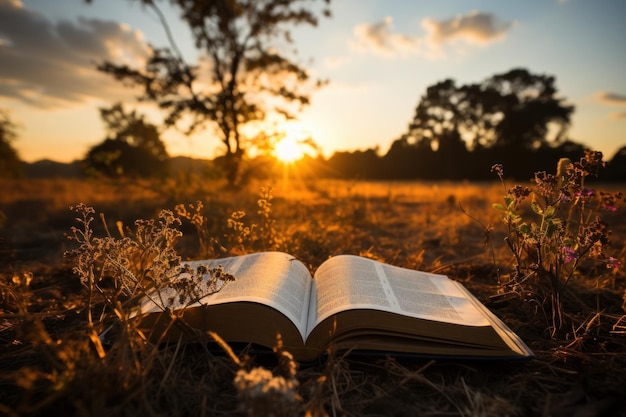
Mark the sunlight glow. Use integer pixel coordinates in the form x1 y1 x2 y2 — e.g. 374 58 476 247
275 136 304 163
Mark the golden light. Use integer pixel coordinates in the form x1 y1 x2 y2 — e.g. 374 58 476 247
275 136 304 163
272 122 312 193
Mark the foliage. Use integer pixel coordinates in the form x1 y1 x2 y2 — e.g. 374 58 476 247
227 186 283 252
0 108 22 178
96 0 331 186
174 200 221 258
483 68 573 149
66 203 234 336
174 186 283 258
492 151 623 335
83 103 170 178
406 68 574 151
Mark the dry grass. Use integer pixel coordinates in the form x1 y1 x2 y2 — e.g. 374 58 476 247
1 176 625 416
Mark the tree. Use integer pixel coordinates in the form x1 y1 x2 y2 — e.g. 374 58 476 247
405 68 574 152
0 109 22 178
483 68 574 149
325 148 380 179
382 135 434 179
605 145 626 181
84 103 169 178
95 0 331 185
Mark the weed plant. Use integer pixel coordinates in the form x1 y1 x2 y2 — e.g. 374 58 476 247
492 151 623 335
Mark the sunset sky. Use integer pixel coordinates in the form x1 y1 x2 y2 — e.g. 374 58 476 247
2 0 625 163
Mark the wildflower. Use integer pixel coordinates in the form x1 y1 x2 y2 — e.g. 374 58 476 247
562 247 577 263
589 241 604 259
579 217 610 248
600 191 621 212
607 257 621 270
494 154 619 334
567 150 605 180
491 164 504 177
507 185 531 207
575 188 595 198
533 171 558 198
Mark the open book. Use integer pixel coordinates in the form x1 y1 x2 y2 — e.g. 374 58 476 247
138 252 533 362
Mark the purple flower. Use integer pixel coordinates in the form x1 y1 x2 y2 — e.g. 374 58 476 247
602 205 618 212
575 188 595 198
607 257 621 270
562 247 577 263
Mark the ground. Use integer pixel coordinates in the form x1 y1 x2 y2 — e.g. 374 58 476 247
1 177 625 416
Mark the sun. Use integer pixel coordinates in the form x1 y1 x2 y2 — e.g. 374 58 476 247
275 137 304 163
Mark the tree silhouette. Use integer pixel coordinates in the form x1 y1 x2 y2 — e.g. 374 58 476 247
84 103 169 178
406 68 574 152
0 109 22 178
483 68 574 150
95 0 331 186
398 68 576 178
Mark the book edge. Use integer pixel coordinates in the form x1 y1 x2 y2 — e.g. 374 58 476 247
453 281 534 358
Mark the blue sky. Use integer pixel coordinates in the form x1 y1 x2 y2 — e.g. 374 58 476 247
2 0 625 162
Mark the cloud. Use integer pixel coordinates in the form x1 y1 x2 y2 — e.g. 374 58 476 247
350 11 514 58
595 91 626 106
595 92 626 120
350 16 422 57
0 0 150 108
422 10 515 47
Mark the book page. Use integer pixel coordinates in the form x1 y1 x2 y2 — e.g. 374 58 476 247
307 255 489 336
140 252 313 340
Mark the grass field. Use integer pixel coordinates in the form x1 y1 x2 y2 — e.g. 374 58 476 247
1 174 625 416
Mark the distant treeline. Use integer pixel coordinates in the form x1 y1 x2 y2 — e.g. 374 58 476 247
315 141 626 181
19 141 626 182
